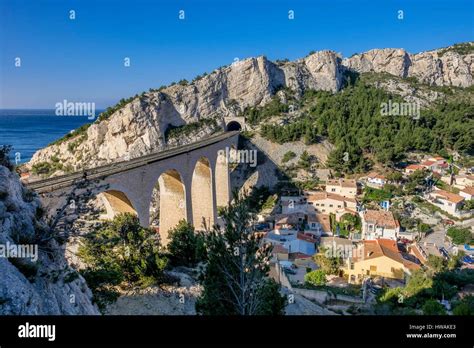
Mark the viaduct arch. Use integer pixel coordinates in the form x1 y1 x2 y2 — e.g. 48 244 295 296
29 132 239 245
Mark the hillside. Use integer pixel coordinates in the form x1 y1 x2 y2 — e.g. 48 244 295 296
27 42 474 176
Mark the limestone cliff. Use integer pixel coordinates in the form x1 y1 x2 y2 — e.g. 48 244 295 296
0 166 99 314
28 43 473 173
343 43 473 87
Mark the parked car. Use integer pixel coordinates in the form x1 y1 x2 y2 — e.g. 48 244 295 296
439 247 450 259
462 255 474 264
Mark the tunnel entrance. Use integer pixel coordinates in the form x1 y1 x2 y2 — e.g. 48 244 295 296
226 121 242 131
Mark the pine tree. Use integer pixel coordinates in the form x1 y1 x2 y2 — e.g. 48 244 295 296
196 194 286 315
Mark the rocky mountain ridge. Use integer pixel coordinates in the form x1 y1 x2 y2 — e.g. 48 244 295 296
28 42 473 173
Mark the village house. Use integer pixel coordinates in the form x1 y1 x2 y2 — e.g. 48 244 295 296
426 188 465 217
274 213 306 231
305 213 331 236
360 209 400 240
306 191 358 220
419 156 448 174
345 239 421 284
270 244 289 262
264 230 316 258
405 164 425 175
452 174 474 190
320 236 355 261
325 178 358 198
280 196 308 214
460 186 474 201
366 172 387 187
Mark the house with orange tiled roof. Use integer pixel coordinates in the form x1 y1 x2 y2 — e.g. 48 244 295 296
366 172 387 187
460 186 474 201
360 209 400 240
426 188 465 217
345 239 421 284
405 164 426 175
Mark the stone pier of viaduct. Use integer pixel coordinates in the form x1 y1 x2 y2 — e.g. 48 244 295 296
29 132 239 245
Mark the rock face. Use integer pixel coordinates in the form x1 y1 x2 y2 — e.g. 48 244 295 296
28 52 344 171
0 166 99 315
344 44 474 87
28 43 473 172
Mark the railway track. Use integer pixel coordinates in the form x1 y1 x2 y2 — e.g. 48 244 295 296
27 131 239 192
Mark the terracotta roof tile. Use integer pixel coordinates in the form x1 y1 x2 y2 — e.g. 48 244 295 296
432 189 465 204
362 210 399 229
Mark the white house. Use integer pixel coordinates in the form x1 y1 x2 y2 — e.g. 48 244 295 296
366 172 387 187
426 188 465 217
460 187 474 201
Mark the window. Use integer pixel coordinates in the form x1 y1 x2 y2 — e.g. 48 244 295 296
338 205 341 208
370 265 377 272
331 188 336 192
329 204 333 208
350 262 354 270
321 204 325 207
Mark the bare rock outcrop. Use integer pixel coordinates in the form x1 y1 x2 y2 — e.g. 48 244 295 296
344 43 474 87
0 166 99 315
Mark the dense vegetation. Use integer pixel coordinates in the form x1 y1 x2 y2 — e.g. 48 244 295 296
258 75 474 173
447 227 473 245
166 220 205 267
78 213 168 311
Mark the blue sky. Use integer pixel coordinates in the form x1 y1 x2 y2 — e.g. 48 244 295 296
0 0 473 109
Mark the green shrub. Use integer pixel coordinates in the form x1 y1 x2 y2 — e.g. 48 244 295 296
79 213 168 288
422 299 446 315
447 227 473 245
167 220 205 267
282 151 296 163
304 269 327 286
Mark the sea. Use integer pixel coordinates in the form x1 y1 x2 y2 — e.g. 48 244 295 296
0 110 99 164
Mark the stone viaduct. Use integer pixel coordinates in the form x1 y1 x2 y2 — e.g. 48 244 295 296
28 131 240 245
